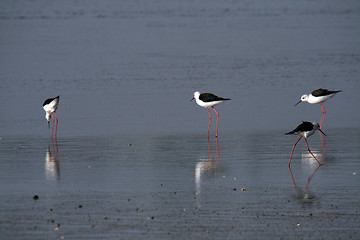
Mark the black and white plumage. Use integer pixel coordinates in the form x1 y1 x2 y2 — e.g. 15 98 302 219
192 92 231 108
285 121 326 139
191 91 230 138
286 121 326 167
295 89 341 105
43 96 60 139
295 88 341 128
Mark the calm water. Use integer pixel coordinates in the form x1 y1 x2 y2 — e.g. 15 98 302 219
0 0 360 136
0 129 359 239
0 0 360 239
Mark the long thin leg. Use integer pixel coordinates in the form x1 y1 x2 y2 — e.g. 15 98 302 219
54 111 58 139
288 166 296 190
288 137 302 167
320 131 326 154
320 103 326 128
215 136 219 159
304 138 322 166
51 137 58 154
318 103 326 153
206 107 211 138
212 107 219 138
207 136 212 159
50 112 55 139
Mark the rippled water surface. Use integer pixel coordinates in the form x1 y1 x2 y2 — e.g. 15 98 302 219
0 0 360 239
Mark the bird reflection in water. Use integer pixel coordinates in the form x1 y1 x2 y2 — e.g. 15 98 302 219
45 139 60 181
288 165 321 201
195 137 220 207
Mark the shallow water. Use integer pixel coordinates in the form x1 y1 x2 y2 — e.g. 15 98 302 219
1 0 360 239
0 129 359 239
0 0 360 137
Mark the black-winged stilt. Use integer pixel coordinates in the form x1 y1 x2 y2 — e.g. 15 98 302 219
43 96 60 139
295 88 341 128
285 121 326 167
191 91 230 138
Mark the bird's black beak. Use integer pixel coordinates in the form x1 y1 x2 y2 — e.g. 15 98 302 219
319 128 326 136
47 121 50 129
191 97 194 101
294 100 302 106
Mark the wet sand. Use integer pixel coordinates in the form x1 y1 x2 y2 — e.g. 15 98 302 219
0 129 359 239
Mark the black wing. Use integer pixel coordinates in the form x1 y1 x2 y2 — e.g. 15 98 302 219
311 89 341 97
286 121 313 135
199 93 230 102
43 96 60 106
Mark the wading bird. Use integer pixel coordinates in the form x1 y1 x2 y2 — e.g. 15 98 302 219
286 121 326 167
295 88 341 128
43 96 60 139
192 91 230 138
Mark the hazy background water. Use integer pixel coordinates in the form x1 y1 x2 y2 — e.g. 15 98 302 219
0 0 360 239
0 0 359 137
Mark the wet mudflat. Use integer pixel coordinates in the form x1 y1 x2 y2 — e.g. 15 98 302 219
0 128 359 239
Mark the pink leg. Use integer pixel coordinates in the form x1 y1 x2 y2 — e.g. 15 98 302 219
51 137 58 154
288 137 302 167
304 138 322 166
288 166 296 190
320 131 326 154
206 107 211 138
319 103 326 153
54 112 58 139
320 103 326 128
50 112 55 139
212 107 219 138
207 136 212 159
215 136 219 159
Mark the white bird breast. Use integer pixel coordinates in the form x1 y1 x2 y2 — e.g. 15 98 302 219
196 99 224 108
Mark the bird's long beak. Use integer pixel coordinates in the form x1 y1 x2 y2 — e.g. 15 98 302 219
319 128 326 136
191 97 194 101
294 100 302 106
47 121 50 129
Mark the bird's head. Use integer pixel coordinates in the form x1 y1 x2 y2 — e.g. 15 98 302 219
313 122 326 136
191 91 200 101
295 94 309 106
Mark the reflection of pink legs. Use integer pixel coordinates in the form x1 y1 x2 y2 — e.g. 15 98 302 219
304 138 322 166
288 165 321 192
212 107 219 138
288 137 302 167
305 165 321 192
